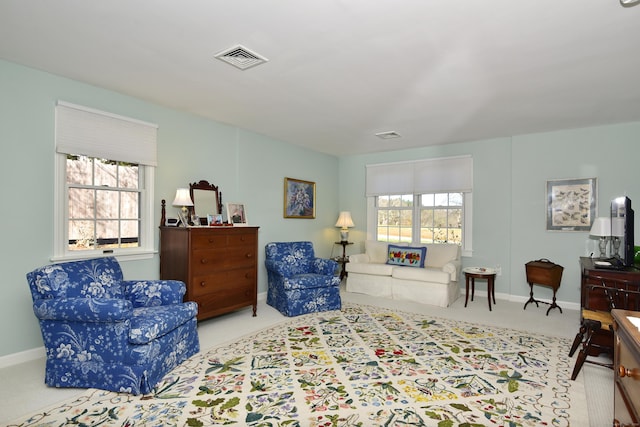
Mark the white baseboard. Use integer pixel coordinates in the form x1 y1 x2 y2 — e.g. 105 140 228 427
0 346 45 369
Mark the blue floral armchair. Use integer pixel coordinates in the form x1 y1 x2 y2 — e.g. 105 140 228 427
265 241 341 316
26 257 200 395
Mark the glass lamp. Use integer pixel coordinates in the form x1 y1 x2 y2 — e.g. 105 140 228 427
172 188 193 217
335 211 355 242
589 217 611 258
611 217 625 258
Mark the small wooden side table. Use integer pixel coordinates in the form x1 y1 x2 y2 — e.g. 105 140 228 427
524 258 564 315
334 241 353 280
463 267 497 311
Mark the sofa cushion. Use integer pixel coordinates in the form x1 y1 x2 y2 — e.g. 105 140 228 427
347 262 395 276
365 240 390 264
392 266 450 284
386 245 426 268
424 243 460 268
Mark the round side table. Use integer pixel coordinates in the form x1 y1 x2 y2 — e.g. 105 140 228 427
463 267 497 311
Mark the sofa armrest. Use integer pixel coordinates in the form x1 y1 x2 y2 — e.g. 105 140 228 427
348 253 371 263
442 259 462 281
123 280 186 307
33 297 133 322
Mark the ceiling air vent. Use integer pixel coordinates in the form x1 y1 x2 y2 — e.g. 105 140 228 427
375 131 401 140
214 45 268 70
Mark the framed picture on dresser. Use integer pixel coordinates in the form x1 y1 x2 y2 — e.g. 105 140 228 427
227 203 248 225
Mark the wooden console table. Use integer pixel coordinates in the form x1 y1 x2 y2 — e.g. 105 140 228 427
580 257 640 356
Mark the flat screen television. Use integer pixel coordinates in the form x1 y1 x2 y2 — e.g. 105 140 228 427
611 196 634 266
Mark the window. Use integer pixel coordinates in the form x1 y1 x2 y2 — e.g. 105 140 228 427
419 192 462 244
54 101 157 261
366 156 473 255
66 156 141 251
375 192 463 245
376 194 414 242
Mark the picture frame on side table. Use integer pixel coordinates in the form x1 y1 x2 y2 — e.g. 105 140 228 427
227 203 248 226
546 177 597 231
284 177 316 219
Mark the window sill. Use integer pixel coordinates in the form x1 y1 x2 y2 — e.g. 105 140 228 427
50 249 156 263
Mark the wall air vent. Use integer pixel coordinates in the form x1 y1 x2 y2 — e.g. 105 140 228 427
214 45 268 70
375 131 401 140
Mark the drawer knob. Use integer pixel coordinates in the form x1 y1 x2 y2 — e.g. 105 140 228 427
201 259 209 264
208 238 215 243
200 281 207 287
617 365 638 379
246 253 253 259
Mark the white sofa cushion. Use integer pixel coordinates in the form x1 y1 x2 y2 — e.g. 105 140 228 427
347 262 394 276
392 266 450 284
424 243 460 268
364 240 409 264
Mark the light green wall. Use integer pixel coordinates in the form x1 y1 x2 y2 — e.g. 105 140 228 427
339 127 640 306
0 59 338 357
2 57 639 359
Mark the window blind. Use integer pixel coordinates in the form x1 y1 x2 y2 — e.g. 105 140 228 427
55 101 158 166
365 155 473 196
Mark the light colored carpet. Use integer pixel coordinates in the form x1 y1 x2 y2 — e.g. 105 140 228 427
6 301 588 426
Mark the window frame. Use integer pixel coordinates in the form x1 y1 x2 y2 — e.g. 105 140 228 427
53 153 155 262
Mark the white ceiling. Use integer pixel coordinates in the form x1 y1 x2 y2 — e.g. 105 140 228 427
1 0 639 156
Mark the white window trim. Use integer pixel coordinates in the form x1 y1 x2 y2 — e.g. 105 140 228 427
52 154 155 262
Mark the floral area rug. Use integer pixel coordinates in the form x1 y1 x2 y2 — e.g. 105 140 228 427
9 302 587 426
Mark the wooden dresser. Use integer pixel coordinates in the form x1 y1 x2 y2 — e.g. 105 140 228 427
159 226 259 320
580 257 640 354
612 309 640 427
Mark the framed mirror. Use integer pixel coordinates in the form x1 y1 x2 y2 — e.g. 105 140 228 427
189 180 222 219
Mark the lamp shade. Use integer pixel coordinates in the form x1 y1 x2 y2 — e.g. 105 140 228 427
172 188 193 207
335 211 355 229
589 217 611 237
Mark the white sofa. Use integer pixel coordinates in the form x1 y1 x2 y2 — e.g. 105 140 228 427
345 240 461 307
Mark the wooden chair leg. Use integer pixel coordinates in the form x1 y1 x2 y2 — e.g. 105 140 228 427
570 319 600 380
568 323 586 357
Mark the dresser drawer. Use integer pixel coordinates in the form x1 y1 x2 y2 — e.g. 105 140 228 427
194 287 255 319
191 247 256 273
616 335 640 420
192 230 257 250
191 268 255 297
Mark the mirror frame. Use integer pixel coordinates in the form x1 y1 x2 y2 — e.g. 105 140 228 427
189 180 223 217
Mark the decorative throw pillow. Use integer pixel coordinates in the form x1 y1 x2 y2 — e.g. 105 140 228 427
386 244 426 268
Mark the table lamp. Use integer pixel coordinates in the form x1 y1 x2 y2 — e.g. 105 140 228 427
589 216 611 258
335 211 354 242
172 188 193 217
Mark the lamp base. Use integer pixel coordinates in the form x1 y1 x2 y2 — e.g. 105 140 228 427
598 236 607 258
340 229 349 242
